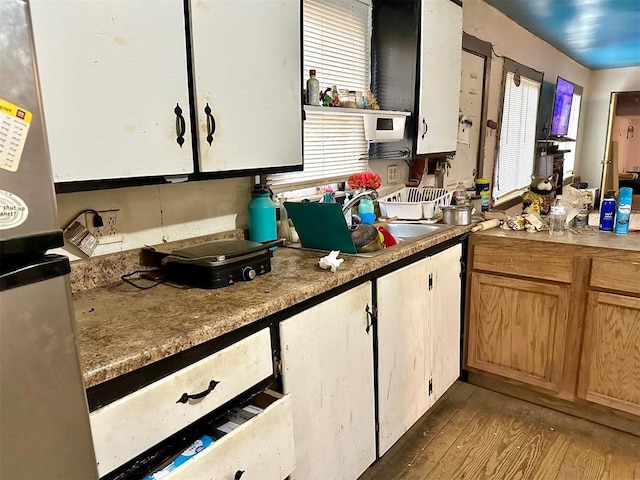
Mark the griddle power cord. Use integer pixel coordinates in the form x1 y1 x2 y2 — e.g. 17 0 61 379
121 269 168 290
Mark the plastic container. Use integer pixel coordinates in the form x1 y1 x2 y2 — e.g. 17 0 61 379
475 178 491 212
358 197 376 224
614 187 633 235
248 187 277 242
377 187 453 220
306 70 320 106
453 182 469 205
548 195 567 236
599 190 617 232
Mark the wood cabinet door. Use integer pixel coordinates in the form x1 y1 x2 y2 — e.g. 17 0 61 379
431 243 462 400
190 0 302 173
416 0 462 154
467 273 570 392
279 282 376 480
578 292 640 416
30 0 194 182
377 258 432 456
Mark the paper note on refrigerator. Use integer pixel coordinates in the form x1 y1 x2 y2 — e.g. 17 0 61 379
0 98 32 172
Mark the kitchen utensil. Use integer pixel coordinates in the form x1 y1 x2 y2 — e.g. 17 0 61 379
350 223 383 252
373 216 398 228
470 219 501 232
442 205 473 225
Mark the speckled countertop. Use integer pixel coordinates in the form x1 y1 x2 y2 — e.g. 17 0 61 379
75 225 470 388
475 226 640 251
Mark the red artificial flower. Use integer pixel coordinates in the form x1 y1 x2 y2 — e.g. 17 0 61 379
347 172 381 190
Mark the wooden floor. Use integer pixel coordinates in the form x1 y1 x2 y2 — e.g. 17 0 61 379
360 382 640 480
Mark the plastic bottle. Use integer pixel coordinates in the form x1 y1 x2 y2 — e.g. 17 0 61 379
306 70 320 106
248 186 277 243
358 197 375 224
475 178 491 212
614 187 633 235
548 195 567 236
599 190 617 232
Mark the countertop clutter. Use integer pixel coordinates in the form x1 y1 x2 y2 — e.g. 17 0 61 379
73 225 470 388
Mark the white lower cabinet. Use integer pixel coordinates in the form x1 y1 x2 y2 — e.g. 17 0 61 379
90 328 274 477
163 392 295 480
376 244 462 455
279 282 377 480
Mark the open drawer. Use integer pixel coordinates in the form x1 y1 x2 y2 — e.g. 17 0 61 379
160 391 295 480
91 328 273 477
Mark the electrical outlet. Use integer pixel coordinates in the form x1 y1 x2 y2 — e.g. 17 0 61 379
387 165 399 184
85 209 123 245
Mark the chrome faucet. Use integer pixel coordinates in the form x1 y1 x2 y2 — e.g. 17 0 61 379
341 190 378 225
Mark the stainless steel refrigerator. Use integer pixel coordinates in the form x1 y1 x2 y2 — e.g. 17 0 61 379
0 0 98 477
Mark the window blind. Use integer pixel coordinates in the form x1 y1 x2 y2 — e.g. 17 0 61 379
493 71 541 201
268 0 372 193
559 92 582 177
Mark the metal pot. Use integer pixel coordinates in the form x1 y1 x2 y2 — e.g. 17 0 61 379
442 205 473 225
350 223 383 252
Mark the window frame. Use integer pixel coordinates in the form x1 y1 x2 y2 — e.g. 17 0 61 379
268 0 373 195
492 58 544 205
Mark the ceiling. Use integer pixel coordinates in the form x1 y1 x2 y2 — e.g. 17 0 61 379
484 0 640 70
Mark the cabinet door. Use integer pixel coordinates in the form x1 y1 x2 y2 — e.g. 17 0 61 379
467 273 570 392
431 244 462 400
578 292 640 416
280 282 376 480
377 258 432 456
416 0 462 154
190 0 302 172
30 0 194 182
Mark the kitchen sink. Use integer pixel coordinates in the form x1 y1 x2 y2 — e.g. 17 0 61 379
285 222 455 258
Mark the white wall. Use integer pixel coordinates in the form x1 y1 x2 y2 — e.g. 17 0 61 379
55 177 252 261
580 67 640 187
462 0 592 188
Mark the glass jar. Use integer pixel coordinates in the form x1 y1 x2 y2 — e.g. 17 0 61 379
348 91 357 108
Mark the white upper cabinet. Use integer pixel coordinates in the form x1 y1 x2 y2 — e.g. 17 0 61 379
30 0 194 182
190 0 303 173
416 0 462 154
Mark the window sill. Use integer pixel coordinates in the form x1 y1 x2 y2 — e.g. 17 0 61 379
304 105 411 117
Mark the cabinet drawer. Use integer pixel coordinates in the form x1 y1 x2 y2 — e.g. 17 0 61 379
590 258 640 295
91 328 273 477
163 392 295 480
472 242 573 283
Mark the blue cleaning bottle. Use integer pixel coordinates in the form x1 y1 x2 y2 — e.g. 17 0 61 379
248 186 277 243
614 187 633 235
599 190 616 232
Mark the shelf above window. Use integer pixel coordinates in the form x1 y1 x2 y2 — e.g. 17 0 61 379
303 105 411 117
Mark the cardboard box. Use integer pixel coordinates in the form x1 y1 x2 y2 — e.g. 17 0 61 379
227 405 264 424
144 435 214 479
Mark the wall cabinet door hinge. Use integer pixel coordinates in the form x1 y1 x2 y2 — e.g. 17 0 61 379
428 378 433 396
428 273 433 291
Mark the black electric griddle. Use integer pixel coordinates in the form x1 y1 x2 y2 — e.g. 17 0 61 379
159 239 282 289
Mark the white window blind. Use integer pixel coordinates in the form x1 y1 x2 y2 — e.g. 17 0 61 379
559 92 582 177
493 71 541 201
268 0 372 193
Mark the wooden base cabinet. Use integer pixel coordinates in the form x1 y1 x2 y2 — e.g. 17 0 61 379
578 292 640 417
377 244 462 455
279 282 376 480
465 232 640 434
467 273 570 393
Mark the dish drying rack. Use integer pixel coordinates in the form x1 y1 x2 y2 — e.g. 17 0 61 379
378 187 453 220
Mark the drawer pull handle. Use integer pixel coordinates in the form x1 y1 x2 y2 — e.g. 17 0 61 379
204 103 216 146
176 380 220 404
234 470 245 480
